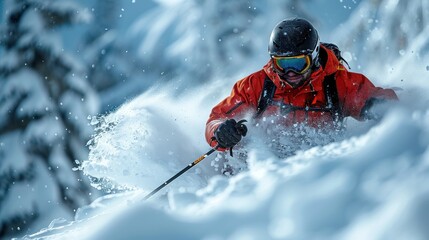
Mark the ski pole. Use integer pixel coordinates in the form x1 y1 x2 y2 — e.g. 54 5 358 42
143 147 217 201
142 119 247 200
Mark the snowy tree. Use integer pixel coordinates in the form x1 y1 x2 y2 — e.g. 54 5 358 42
84 0 120 93
0 0 99 238
85 0 118 46
82 0 153 112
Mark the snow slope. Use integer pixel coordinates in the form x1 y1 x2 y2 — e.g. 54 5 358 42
23 77 429 240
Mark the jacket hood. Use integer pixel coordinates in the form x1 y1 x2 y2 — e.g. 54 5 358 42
263 44 340 90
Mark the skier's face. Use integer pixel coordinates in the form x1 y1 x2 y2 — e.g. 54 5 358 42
277 69 312 88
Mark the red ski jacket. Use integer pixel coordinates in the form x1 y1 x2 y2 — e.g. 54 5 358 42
205 45 398 148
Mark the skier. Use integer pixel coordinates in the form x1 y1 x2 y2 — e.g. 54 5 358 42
205 18 398 152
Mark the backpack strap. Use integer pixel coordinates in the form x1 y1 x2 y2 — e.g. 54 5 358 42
323 73 343 122
255 75 276 118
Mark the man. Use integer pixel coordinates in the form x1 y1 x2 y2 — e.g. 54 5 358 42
206 18 398 152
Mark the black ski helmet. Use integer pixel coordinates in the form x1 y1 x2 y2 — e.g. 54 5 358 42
268 18 320 61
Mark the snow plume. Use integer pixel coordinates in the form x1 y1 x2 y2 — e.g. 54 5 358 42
80 76 351 193
26 94 429 239
333 0 429 89
82 82 229 195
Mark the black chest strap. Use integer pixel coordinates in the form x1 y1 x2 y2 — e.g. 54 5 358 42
255 76 276 118
323 73 343 122
255 74 342 121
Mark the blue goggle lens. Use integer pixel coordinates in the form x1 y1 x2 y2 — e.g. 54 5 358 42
273 55 311 74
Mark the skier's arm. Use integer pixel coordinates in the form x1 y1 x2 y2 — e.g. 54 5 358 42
205 79 256 149
337 71 398 120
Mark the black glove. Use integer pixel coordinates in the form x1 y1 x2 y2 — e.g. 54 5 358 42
214 119 247 149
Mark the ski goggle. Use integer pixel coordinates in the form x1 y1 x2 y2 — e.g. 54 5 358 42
272 54 312 74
